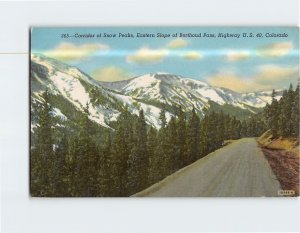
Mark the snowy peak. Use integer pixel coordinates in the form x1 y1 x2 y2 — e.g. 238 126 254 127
31 53 97 86
31 54 283 132
123 73 161 92
31 54 173 129
31 54 115 128
104 72 279 113
124 72 209 91
100 72 209 93
120 73 213 108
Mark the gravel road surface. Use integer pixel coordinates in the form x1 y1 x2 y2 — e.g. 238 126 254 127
135 138 281 197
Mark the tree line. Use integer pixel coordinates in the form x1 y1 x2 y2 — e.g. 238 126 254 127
31 84 299 197
264 84 299 138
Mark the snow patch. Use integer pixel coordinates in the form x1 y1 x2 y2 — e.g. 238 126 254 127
112 92 171 128
52 108 67 121
197 88 225 105
49 72 111 128
123 74 160 92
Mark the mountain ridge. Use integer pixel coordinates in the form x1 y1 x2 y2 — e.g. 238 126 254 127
100 72 282 114
30 54 282 132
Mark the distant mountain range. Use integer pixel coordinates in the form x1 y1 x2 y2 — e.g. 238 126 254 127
30 54 282 132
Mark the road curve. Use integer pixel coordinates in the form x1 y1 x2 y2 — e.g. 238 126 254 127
134 138 281 197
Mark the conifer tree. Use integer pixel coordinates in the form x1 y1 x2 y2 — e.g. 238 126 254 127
176 106 187 167
147 127 159 185
156 115 170 179
126 109 148 195
53 132 69 196
32 89 55 196
269 89 280 137
206 111 218 152
166 116 179 173
199 115 209 157
286 84 295 136
159 107 167 129
110 110 129 196
97 133 111 196
135 109 148 189
185 107 200 163
291 84 299 137
218 111 226 143
240 120 248 137
65 136 78 196
262 85 299 139
126 144 140 195
75 103 98 196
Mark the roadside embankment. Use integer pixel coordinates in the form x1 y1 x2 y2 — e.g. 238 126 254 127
257 130 299 197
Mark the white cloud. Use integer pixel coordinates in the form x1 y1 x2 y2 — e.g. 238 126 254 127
206 65 298 92
44 42 109 62
92 66 131 82
167 38 188 49
206 72 257 93
126 47 169 64
182 51 202 60
226 50 250 61
126 38 198 64
255 64 298 87
224 42 295 62
257 42 294 58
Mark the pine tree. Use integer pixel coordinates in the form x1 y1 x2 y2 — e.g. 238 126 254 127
97 133 111 196
110 107 135 196
185 107 200 164
126 110 148 195
53 131 69 196
218 111 226 143
135 109 148 189
199 115 208 157
65 136 78 196
291 84 299 137
156 118 170 179
147 127 159 185
261 85 299 139
286 84 295 136
31 89 55 196
206 111 217 152
110 112 128 196
76 102 98 196
176 106 187 168
166 116 179 173
240 120 248 137
126 144 140 195
232 117 242 139
159 107 167 129
269 89 280 137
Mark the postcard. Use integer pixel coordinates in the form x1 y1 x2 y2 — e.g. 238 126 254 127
30 27 299 197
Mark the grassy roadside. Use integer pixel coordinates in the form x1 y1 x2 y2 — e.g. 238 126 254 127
257 130 299 197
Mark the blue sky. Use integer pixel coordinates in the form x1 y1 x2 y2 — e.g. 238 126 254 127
31 27 299 92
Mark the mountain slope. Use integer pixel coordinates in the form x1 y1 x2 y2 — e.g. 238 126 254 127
101 73 282 116
31 54 282 132
31 54 172 132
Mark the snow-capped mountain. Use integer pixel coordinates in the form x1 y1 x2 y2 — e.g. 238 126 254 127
31 54 282 132
31 54 172 130
101 73 282 115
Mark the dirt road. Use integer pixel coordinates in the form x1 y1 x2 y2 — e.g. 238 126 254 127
135 138 281 197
